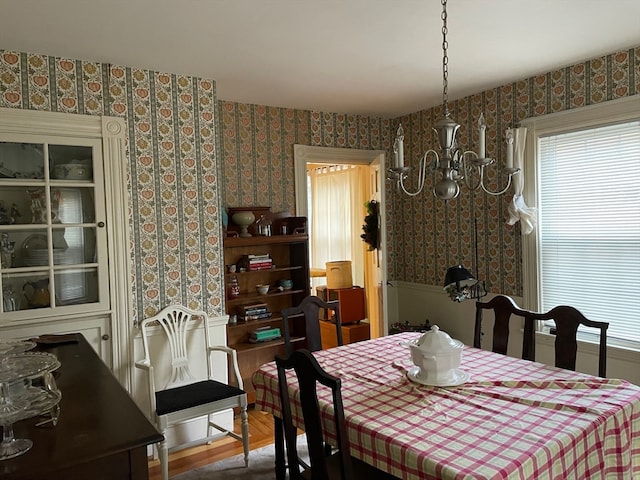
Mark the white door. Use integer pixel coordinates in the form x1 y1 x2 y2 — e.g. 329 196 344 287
364 159 384 337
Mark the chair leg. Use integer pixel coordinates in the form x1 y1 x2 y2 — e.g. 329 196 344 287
324 441 332 456
158 438 169 480
274 416 286 480
240 406 249 467
206 413 214 444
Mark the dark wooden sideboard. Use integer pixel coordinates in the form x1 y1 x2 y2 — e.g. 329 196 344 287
0 333 163 480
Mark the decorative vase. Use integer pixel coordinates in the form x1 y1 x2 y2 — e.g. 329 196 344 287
221 208 228 230
231 211 255 237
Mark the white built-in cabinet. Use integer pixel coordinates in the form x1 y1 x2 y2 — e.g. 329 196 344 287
0 108 131 384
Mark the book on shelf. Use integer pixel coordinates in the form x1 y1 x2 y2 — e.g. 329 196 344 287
249 258 273 266
242 306 269 315
240 311 273 321
248 254 270 260
242 302 267 310
249 262 273 271
240 302 268 314
249 326 282 343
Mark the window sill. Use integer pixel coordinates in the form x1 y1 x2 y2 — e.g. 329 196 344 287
535 330 640 362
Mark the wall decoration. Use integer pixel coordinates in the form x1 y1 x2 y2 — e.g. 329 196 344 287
360 200 379 251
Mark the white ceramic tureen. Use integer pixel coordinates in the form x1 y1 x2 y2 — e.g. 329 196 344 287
405 325 464 384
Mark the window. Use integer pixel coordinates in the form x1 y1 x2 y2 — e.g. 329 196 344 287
307 164 367 290
522 96 640 349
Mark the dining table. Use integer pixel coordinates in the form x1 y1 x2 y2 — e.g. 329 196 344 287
253 331 640 480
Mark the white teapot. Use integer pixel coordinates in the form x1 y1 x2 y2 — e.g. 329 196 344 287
406 325 463 383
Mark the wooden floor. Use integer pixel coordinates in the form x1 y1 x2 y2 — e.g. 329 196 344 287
148 406 276 480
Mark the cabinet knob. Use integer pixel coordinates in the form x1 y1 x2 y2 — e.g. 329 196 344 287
97 221 105 228
101 334 110 341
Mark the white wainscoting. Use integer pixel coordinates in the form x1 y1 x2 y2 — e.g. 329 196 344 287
389 281 640 386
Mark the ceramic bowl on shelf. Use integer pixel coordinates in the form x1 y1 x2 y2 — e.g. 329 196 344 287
256 284 269 295
278 279 293 290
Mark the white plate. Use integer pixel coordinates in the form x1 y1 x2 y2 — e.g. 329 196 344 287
21 234 48 252
406 366 470 387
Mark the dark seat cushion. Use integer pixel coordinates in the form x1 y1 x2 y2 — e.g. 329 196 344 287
155 380 245 416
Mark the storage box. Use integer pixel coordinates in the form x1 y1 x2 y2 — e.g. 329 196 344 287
326 261 352 289
317 285 366 324
320 320 370 349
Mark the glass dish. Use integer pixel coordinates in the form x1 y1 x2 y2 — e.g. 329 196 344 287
0 340 36 357
0 352 61 383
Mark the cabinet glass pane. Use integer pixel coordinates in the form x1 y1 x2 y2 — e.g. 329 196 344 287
1 272 51 312
49 144 93 181
52 227 96 265
52 187 95 224
54 267 98 306
0 186 48 226
4 229 48 268
0 142 44 180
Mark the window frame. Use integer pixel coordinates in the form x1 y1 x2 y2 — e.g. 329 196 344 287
521 95 640 350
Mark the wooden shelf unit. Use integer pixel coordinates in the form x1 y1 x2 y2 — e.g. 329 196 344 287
223 218 310 403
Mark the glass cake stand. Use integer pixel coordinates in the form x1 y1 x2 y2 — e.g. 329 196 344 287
0 343 62 460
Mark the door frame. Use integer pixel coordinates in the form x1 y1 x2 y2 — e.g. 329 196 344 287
293 144 388 336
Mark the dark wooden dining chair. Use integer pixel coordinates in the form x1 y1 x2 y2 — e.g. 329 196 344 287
474 295 536 361
534 305 609 377
276 349 398 480
281 295 344 355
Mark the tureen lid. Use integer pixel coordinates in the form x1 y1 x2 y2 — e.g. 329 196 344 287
414 325 463 353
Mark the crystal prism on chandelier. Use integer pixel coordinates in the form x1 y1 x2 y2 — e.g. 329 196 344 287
388 0 520 200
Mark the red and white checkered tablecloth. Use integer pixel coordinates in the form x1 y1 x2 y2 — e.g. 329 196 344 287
253 332 640 480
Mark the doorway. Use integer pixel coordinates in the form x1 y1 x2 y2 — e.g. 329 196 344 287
293 145 388 337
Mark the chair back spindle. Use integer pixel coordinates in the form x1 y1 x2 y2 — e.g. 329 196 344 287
282 295 343 356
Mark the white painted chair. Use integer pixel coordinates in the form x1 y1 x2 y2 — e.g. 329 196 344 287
135 305 249 480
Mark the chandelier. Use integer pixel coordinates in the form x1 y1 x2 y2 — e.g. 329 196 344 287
388 0 520 200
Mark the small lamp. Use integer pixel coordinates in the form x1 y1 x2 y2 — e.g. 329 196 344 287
443 265 486 302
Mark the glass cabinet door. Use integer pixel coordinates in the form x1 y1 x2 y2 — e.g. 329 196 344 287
0 137 108 316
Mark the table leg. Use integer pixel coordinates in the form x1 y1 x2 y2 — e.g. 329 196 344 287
274 415 286 480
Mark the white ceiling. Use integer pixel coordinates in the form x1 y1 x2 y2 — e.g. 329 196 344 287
2 0 640 118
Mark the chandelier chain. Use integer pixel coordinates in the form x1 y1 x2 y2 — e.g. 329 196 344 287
441 0 448 111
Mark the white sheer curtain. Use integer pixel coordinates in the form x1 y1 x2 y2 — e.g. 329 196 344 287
308 165 366 289
507 127 537 234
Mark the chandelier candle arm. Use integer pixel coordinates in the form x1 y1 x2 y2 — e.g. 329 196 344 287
393 124 405 169
505 128 514 168
478 113 486 159
395 150 431 197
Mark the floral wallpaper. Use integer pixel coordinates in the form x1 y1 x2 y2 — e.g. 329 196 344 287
217 102 390 211
1 44 638 321
0 50 222 321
